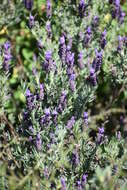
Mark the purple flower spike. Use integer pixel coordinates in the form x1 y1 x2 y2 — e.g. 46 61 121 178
97 127 104 144
39 83 44 100
114 0 120 7
24 0 33 10
29 136 33 142
72 149 80 166
79 0 86 18
83 112 88 127
52 109 58 124
60 36 65 45
25 89 35 110
46 21 52 38
82 173 88 187
83 26 92 47
46 0 52 18
117 35 123 52
43 50 54 72
100 29 107 49
117 131 121 140
29 126 34 133
76 180 82 190
61 177 66 190
118 8 125 24
37 40 43 50
44 108 50 116
59 35 66 64
92 50 103 71
4 41 11 50
45 50 52 60
92 16 99 27
69 80 76 92
3 41 12 71
29 14 34 29
89 68 97 86
66 116 75 130
26 89 31 97
36 133 42 151
78 52 84 69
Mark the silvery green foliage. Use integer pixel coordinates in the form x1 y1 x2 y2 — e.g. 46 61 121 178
0 0 127 189
0 45 10 116
0 0 24 29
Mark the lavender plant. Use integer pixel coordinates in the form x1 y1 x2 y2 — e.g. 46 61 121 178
0 0 127 190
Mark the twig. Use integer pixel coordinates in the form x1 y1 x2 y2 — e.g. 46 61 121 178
1 114 16 137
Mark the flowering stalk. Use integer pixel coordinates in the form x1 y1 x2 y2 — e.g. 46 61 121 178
92 49 103 72
78 0 86 18
83 112 88 128
89 68 97 86
83 26 92 47
24 0 33 10
58 90 67 113
3 41 12 71
28 14 35 29
36 133 42 151
59 35 66 64
61 177 67 190
100 30 107 49
78 52 84 69
46 0 52 19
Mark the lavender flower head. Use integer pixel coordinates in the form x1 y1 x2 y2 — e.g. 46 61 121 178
114 0 120 7
43 50 54 72
61 177 67 190
46 21 52 38
78 52 84 69
60 36 65 45
117 35 123 52
37 40 43 50
4 41 11 50
69 79 76 92
29 126 34 133
92 15 99 27
46 0 52 19
41 108 51 126
39 83 44 100
29 14 35 29
45 50 52 60
117 131 121 140
97 127 104 144
118 8 125 24
76 180 82 190
92 49 103 72
83 112 88 127
83 26 92 47
67 37 73 51
3 41 12 71
89 67 97 86
72 149 80 166
82 173 88 187
58 90 67 113
100 29 107 49
25 89 35 110
24 0 33 10
36 133 42 151
59 35 66 64
52 109 58 124
66 116 75 130
79 0 86 18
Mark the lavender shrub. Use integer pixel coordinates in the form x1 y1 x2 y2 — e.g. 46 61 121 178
0 0 127 190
